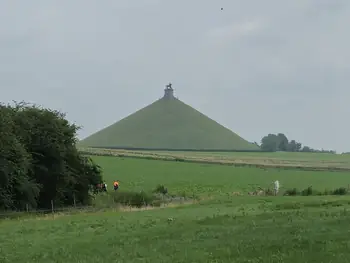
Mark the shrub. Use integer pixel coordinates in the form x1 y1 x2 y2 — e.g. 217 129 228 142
312 189 322 196
153 184 168 195
273 186 349 197
264 188 274 196
112 191 156 208
323 189 332 195
332 187 347 195
301 186 313 196
151 199 163 207
284 188 299 196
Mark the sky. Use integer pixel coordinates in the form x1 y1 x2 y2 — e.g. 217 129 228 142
1 0 349 152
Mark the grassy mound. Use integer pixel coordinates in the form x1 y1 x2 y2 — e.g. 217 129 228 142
79 97 258 151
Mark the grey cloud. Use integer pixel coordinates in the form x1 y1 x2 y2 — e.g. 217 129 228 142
1 0 349 152
307 0 348 13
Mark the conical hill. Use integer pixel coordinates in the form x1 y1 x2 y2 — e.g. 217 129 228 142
79 86 258 151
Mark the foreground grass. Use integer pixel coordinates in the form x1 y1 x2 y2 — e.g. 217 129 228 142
2 156 350 262
2 196 350 262
93 156 350 197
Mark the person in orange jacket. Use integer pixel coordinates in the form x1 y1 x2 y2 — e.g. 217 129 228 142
113 181 119 191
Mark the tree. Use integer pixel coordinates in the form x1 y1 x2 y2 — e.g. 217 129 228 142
261 134 279 152
287 140 302 152
0 102 103 211
260 132 334 153
277 133 289 151
0 105 40 210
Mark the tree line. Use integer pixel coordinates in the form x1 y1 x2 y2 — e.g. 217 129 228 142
258 133 335 153
0 102 103 211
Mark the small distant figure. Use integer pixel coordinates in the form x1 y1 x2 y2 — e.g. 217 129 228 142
165 82 172 89
102 182 107 192
94 182 107 193
221 7 223 10
113 180 119 191
94 183 101 194
273 180 280 196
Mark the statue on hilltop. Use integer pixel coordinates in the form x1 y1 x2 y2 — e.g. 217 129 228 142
163 82 174 99
165 82 173 90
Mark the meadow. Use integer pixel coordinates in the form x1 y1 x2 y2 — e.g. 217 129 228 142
93 156 350 197
2 153 350 262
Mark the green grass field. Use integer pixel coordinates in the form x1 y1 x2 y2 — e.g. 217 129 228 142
2 155 350 262
94 156 350 196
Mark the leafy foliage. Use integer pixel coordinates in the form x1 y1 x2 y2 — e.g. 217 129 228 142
260 133 335 153
153 184 168 195
301 186 314 196
284 188 299 196
0 102 102 211
112 190 155 207
332 187 348 195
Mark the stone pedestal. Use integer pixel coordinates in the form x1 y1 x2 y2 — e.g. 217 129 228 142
163 83 175 99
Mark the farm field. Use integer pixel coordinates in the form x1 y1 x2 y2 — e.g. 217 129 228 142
2 156 350 262
148 150 350 169
93 156 350 197
158 150 349 160
81 147 350 170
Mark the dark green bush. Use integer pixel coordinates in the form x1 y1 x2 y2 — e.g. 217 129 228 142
332 187 347 195
153 184 168 195
151 199 163 207
264 188 274 196
284 188 299 196
301 186 313 196
0 102 102 211
322 189 332 195
112 191 155 208
278 186 349 197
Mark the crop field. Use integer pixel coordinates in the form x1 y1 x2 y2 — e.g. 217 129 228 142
80 147 350 170
93 156 350 197
2 155 350 262
159 150 349 161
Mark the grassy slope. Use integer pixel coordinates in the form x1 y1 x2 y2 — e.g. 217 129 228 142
79 98 258 151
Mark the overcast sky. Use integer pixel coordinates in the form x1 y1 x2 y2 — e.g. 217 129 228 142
1 0 349 152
